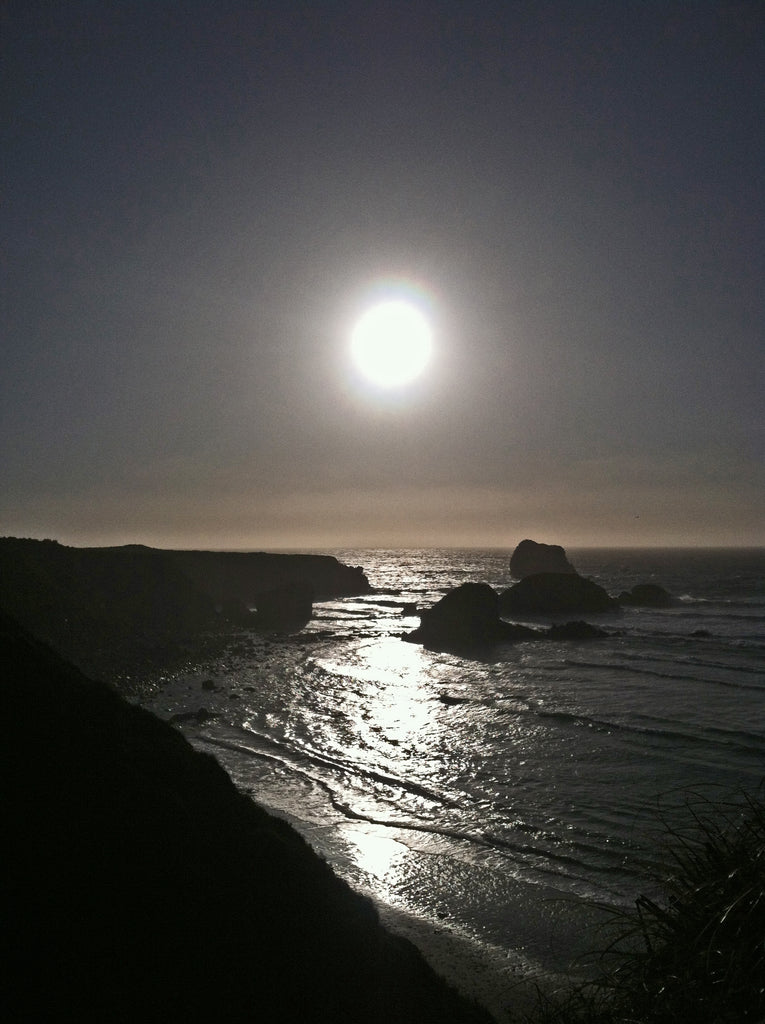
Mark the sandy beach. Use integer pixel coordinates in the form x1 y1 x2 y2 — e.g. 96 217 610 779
266 806 608 1024
377 904 544 1023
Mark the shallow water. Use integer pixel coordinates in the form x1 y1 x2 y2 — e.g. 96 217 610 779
142 548 765 985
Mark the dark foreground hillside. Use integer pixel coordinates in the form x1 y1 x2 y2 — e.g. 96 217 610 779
2 612 494 1023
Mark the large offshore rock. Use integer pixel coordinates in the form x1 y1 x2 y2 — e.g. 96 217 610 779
499 573 618 615
509 539 577 579
404 582 540 651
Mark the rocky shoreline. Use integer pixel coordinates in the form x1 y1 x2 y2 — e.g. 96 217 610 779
0 537 678 677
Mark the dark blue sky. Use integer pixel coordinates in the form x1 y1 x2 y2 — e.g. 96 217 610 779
3 1 763 547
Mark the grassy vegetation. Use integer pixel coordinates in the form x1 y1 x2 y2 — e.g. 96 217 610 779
522 788 765 1023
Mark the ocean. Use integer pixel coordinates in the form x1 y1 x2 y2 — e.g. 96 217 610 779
141 548 765 1007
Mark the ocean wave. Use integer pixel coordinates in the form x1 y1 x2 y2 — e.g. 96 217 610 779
195 721 648 904
558 656 765 691
531 706 763 756
670 607 765 621
202 722 457 812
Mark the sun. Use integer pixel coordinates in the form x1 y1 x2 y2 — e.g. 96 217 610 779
350 300 433 388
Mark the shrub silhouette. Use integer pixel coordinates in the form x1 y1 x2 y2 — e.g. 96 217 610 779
525 789 765 1023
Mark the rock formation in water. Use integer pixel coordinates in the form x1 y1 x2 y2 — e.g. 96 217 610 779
617 583 675 608
499 572 618 615
404 582 540 651
509 539 576 579
2 610 494 1024
546 620 609 640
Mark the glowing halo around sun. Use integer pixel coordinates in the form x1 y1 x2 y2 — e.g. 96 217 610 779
350 297 433 389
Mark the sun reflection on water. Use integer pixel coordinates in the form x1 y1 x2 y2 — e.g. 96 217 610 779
344 826 410 881
345 635 429 683
318 636 436 745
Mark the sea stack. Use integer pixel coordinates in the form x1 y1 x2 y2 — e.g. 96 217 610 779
509 539 576 579
499 573 618 616
404 582 539 651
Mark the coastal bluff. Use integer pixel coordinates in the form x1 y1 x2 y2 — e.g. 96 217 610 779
169 547 371 605
0 537 371 680
2 611 494 1023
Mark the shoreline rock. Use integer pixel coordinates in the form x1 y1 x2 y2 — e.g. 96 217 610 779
404 582 611 653
547 620 609 640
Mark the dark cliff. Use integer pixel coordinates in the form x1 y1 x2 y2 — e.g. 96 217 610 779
0 538 371 681
168 548 371 604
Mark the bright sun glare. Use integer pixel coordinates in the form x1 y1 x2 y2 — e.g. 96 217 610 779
350 300 433 388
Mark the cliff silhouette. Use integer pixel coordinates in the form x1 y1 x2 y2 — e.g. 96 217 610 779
0 537 370 682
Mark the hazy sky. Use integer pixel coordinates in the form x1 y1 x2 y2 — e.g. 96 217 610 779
4 1 763 549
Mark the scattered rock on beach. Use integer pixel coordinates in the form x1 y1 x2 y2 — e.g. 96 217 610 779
438 693 472 706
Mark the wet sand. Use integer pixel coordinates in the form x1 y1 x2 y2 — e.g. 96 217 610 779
265 809 606 1024
377 904 545 1023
